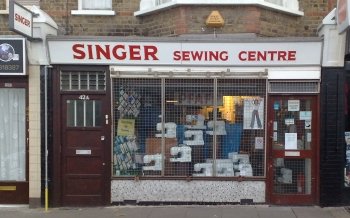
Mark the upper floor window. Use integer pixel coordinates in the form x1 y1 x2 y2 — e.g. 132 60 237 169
0 0 39 14
136 0 303 17
71 0 115 16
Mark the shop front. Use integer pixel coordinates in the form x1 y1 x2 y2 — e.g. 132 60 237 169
0 37 28 204
47 37 322 206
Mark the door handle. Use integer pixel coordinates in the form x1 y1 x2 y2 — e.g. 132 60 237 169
101 136 105 141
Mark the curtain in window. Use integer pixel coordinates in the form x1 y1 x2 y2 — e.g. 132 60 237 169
0 89 25 181
82 0 111 10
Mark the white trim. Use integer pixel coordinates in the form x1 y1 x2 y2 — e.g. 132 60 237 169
71 9 115 15
0 9 8 14
110 66 320 80
135 0 304 17
0 0 9 14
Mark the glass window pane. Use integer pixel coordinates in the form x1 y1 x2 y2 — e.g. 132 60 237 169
83 0 111 10
67 100 75 127
273 158 311 195
0 89 26 181
76 100 85 126
86 100 94 127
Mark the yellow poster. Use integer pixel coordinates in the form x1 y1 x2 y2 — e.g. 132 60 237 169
117 119 135 136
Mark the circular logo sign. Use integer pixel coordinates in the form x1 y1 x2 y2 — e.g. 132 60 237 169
0 43 15 62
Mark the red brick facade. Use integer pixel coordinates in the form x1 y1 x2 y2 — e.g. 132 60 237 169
0 0 338 37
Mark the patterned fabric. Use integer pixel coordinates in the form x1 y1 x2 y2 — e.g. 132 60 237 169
117 87 141 118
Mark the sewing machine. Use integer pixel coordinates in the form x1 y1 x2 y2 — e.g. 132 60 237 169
206 159 235 177
142 154 163 171
193 163 213 176
185 114 206 129
169 145 192 162
206 120 227 135
155 122 177 138
183 130 204 146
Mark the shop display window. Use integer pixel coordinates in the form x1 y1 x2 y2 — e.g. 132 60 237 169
112 78 266 178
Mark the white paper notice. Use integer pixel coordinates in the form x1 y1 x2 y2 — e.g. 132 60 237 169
300 111 312 120
273 132 278 141
288 100 300 111
285 133 298 150
307 133 312 142
273 121 278 131
255 137 264 149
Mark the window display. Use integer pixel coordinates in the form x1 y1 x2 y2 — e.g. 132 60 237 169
112 78 266 178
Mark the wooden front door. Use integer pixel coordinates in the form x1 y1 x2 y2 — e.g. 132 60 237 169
61 94 110 206
267 95 319 205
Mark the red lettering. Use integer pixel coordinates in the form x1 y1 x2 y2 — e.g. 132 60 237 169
72 44 86 59
238 50 296 62
96 45 110 60
182 51 190 61
144 46 159 60
173 51 181 61
173 50 229 61
288 51 296 60
129 45 141 60
238 51 247 61
15 13 30 27
191 51 204 61
87 44 94 60
112 45 127 60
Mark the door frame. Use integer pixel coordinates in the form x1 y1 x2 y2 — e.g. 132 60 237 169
51 65 111 206
266 94 320 205
0 77 29 204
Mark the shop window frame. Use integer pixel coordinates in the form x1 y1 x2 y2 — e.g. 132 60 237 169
112 74 268 180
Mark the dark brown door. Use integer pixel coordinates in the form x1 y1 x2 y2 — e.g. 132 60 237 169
267 96 319 205
61 94 110 206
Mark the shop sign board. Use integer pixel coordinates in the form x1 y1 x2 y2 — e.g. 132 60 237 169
47 40 322 66
337 0 350 33
0 39 26 75
9 1 33 38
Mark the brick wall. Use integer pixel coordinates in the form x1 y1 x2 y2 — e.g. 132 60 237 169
33 0 337 37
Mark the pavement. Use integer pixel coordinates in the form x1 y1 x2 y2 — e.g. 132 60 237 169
0 205 350 218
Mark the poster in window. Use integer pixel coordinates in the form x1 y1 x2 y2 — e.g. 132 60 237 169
243 97 264 129
345 132 350 187
117 119 135 136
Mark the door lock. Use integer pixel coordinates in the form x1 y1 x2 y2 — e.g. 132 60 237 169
101 136 105 141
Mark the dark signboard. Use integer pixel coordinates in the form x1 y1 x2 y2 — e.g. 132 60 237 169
0 38 26 75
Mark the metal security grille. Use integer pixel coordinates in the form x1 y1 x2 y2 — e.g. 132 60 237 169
112 77 266 178
269 81 319 93
60 71 106 91
273 158 311 194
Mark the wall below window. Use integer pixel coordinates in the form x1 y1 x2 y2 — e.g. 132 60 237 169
111 180 265 203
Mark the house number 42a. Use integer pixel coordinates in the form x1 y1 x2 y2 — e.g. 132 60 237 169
79 95 90 100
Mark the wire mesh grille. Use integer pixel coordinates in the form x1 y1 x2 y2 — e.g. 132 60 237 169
273 158 311 194
112 78 266 177
269 81 319 93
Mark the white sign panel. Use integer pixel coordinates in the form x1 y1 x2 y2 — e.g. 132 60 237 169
9 1 33 38
47 40 322 66
288 100 300 111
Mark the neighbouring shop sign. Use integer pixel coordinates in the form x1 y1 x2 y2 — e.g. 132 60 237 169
0 39 26 75
337 0 350 33
9 1 33 38
47 40 322 66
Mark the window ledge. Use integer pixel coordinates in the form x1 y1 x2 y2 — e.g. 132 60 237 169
0 9 9 14
134 0 304 17
71 10 115 16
